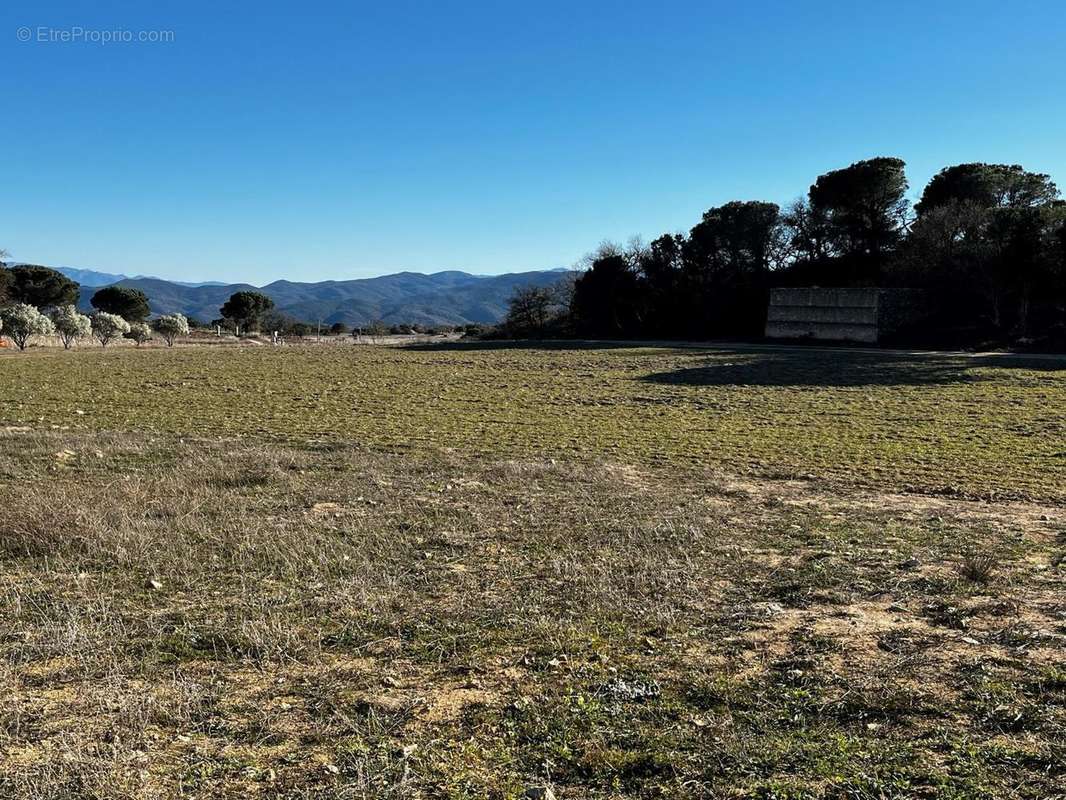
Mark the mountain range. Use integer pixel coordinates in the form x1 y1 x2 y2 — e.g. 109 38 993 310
56 267 571 327
54 267 225 289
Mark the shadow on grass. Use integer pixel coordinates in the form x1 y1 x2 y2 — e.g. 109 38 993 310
402 339 1065 387
401 339 654 352
639 352 1056 388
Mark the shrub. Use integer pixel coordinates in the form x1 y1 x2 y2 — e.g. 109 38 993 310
125 321 153 347
959 553 998 584
92 312 131 347
50 304 92 349
0 303 55 350
154 313 190 347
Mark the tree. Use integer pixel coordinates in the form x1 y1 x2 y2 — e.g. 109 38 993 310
570 247 645 337
91 286 151 321
781 198 833 266
50 304 92 349
684 201 782 278
92 312 130 347
365 319 389 342
678 201 782 336
125 321 153 346
0 303 56 350
808 157 909 274
154 313 190 346
982 204 1066 334
220 291 274 334
916 163 1058 217
7 265 79 309
504 286 558 337
329 321 348 335
0 265 11 306
904 164 1064 336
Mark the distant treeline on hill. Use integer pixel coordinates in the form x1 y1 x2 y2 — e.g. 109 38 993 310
0 267 475 349
503 159 1066 350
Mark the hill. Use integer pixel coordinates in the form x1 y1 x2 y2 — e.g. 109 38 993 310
52 267 224 288
73 269 570 326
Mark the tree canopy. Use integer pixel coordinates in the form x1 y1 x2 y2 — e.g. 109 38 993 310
808 157 909 271
51 304 92 349
0 303 56 350
556 156 1064 347
91 312 131 347
916 163 1058 216
7 265 79 309
154 313 190 346
91 286 151 321
220 291 275 332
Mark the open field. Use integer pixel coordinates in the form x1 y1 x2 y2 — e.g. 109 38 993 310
1 344 1064 798
2 343 1065 501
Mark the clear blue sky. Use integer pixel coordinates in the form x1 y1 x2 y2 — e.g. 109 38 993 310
2 1 1064 285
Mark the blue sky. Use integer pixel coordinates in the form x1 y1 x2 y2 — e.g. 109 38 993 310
2 1 1064 284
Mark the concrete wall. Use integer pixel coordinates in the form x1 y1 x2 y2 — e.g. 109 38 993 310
765 288 881 343
765 288 927 343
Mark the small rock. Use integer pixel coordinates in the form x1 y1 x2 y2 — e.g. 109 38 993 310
601 676 662 702
322 763 339 775
146 579 163 591
524 787 556 800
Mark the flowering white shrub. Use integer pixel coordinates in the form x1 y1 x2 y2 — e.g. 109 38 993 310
154 313 190 346
51 304 92 349
125 321 153 347
92 312 131 347
0 303 56 350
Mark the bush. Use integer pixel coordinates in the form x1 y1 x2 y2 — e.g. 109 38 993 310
50 304 92 349
125 321 153 347
0 303 55 350
154 313 190 346
92 312 131 347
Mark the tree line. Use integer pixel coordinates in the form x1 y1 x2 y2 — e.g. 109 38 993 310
504 159 1066 348
0 265 189 350
0 267 458 350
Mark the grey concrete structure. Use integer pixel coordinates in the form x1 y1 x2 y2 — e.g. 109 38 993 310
765 288 925 344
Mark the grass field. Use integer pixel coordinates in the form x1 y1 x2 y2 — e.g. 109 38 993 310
3 343 1065 500
1 343 1064 798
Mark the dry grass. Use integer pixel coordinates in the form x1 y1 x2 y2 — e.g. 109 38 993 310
0 344 1064 798
0 427 1063 799
1 343 1064 501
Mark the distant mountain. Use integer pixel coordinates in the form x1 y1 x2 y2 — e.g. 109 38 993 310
69 269 572 326
53 267 225 289
54 267 129 287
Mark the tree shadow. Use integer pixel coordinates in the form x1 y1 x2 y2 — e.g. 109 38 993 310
401 339 651 353
641 351 1062 388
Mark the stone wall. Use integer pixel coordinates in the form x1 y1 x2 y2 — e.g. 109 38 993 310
765 288 925 344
